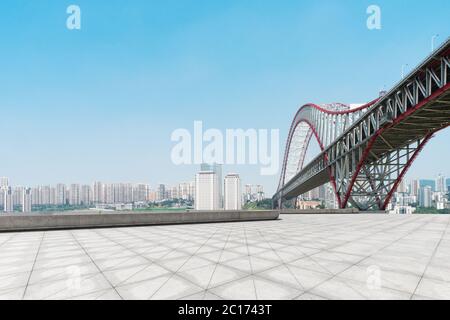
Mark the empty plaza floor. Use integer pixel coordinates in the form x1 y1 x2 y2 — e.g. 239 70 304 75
0 214 449 300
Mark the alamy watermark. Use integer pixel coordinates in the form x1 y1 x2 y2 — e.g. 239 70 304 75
170 121 280 175
366 265 382 290
66 5 81 30
367 5 381 30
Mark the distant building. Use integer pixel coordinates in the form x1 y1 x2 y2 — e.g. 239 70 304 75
195 171 220 210
410 180 420 197
80 185 92 205
297 200 321 210
419 186 433 208
436 174 446 193
397 179 407 193
243 184 265 203
224 174 241 210
22 188 32 213
324 183 338 209
157 184 166 201
420 180 435 192
201 163 223 208
0 177 9 187
389 205 415 215
92 182 104 204
3 187 13 212
69 184 81 205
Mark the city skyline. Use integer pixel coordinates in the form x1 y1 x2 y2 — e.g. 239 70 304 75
1 1 450 196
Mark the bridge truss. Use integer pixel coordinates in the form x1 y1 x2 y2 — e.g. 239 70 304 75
274 38 450 210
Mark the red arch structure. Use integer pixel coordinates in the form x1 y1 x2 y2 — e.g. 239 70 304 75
274 38 450 210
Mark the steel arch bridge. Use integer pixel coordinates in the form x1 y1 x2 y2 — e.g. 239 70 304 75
274 38 450 211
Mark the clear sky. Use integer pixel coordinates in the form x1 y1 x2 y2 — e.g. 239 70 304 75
1 0 449 195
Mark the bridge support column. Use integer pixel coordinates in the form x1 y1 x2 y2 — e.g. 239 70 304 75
341 134 433 210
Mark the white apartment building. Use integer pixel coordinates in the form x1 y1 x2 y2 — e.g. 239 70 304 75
0 177 9 187
69 184 81 205
80 185 92 205
22 188 32 212
56 184 66 205
224 174 242 210
3 187 13 212
195 171 220 211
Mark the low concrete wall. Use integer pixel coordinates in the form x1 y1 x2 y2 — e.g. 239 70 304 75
281 208 360 214
280 208 387 214
0 210 280 232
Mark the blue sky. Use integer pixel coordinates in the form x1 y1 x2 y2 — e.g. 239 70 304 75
1 0 449 195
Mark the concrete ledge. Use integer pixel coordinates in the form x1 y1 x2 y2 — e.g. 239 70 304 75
281 208 373 214
0 210 280 232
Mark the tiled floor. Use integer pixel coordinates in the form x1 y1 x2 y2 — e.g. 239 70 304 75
0 214 449 300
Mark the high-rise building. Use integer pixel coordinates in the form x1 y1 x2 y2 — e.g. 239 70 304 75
436 174 446 193
410 180 420 197
69 184 81 205
22 188 32 213
0 177 9 187
3 187 13 212
133 184 149 202
56 183 67 205
195 171 220 210
92 182 104 204
189 181 195 201
420 179 435 192
157 184 166 201
397 179 407 193
80 185 92 205
224 174 241 210
13 187 23 207
105 183 114 204
419 186 433 208
201 163 222 208
40 186 51 205
31 187 40 205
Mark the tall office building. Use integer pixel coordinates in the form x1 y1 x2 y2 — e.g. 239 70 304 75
436 174 446 193
3 187 13 212
420 179 435 192
195 171 220 210
410 180 420 197
22 188 32 213
224 174 242 210
201 163 222 208
419 186 433 208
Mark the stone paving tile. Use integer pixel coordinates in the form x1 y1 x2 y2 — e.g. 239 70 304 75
0 214 449 299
